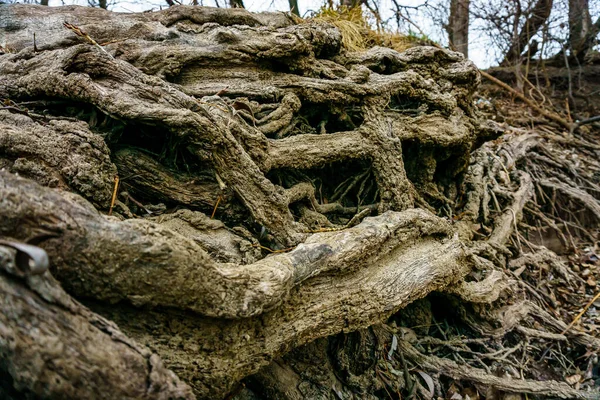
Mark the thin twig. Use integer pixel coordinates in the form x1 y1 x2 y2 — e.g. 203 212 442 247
211 195 222 219
561 291 600 335
481 70 571 131
108 176 119 216
63 22 114 59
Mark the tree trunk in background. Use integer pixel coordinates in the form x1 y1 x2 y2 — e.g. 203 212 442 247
341 0 362 9
447 0 470 58
501 0 552 66
568 0 600 62
40 0 49 5
98 0 107 9
288 0 299 16
569 0 592 51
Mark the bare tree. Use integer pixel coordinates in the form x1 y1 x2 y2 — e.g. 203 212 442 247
288 0 299 16
568 0 600 61
569 0 592 50
500 0 553 65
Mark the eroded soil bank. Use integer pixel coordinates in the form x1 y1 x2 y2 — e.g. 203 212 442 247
0 4 598 399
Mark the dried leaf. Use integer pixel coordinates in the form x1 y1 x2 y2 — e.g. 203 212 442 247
416 370 435 398
388 334 398 360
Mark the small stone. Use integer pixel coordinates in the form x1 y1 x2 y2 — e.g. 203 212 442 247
587 277 597 287
582 268 591 277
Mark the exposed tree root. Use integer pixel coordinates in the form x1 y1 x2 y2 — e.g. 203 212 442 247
0 245 195 400
1 4 599 400
397 338 592 399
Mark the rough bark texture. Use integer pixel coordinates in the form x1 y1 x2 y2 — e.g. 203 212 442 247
0 245 195 400
0 4 555 400
447 0 470 58
568 0 593 56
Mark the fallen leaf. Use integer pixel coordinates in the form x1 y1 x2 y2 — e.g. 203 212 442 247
416 370 435 398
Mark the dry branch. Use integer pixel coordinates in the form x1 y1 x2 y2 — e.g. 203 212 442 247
399 339 592 399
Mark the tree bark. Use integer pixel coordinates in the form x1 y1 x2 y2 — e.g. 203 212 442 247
288 0 299 16
568 0 600 63
447 0 470 58
568 0 593 55
0 243 195 400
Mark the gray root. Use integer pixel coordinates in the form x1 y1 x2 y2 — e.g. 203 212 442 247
0 245 195 400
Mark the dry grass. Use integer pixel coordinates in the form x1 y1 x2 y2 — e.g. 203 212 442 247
304 7 418 53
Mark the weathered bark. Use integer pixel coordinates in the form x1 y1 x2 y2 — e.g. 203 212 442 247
0 111 117 208
568 0 593 57
0 244 195 400
0 4 502 399
447 0 470 58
